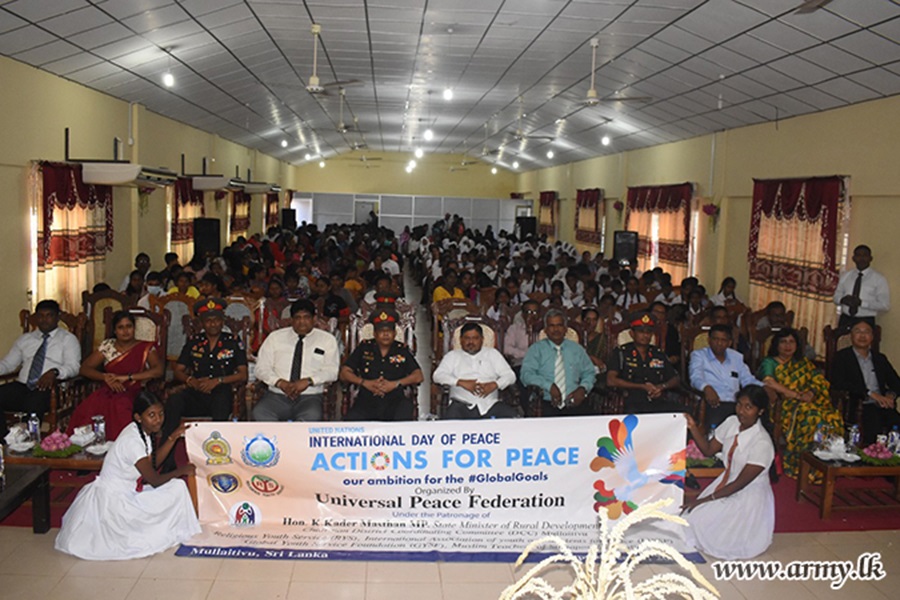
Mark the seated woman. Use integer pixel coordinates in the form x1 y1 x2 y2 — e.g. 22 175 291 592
580 306 608 378
68 311 164 441
56 392 200 560
486 288 511 321
756 328 843 479
683 385 776 560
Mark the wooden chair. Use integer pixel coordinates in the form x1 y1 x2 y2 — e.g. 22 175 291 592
749 310 795 372
430 298 478 370
3 309 90 431
823 322 882 430
148 293 194 363
82 289 133 356
476 287 498 311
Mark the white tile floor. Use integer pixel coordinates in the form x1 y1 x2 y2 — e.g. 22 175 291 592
2 268 898 599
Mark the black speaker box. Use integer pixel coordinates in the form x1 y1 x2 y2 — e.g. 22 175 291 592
613 230 638 266
515 216 537 238
281 208 297 230
193 218 220 259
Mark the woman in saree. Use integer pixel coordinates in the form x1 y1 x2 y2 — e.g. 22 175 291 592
68 311 164 441
756 327 843 479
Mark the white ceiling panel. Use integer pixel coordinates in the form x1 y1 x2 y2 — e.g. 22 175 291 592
0 0 894 167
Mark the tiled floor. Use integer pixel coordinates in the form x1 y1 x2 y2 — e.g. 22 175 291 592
0 526 897 599
2 269 898 599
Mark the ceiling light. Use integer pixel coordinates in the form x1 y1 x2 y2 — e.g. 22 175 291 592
162 71 175 87
546 150 554 159
414 147 424 159
318 161 325 168
281 140 288 148
601 135 611 146
304 153 311 160
423 128 434 141
405 165 413 173
491 167 498 175
443 87 453 101
512 161 519 169
408 160 417 169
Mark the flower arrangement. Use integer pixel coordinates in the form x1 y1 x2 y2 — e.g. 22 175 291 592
499 498 718 600
701 203 720 232
33 430 83 458
858 442 900 466
612 200 624 215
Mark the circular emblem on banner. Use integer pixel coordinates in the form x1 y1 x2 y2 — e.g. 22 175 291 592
230 501 261 527
370 451 390 471
208 472 241 494
248 474 283 496
241 434 280 468
203 431 233 465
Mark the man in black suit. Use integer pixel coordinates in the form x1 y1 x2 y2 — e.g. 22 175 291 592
828 320 900 445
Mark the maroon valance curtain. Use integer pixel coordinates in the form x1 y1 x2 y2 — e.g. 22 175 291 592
538 190 558 238
231 191 252 234
575 188 604 245
171 177 205 244
265 192 280 228
510 192 525 200
626 182 692 213
38 161 113 268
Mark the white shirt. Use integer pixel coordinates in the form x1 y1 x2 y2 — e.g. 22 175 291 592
0 327 82 383
616 293 647 310
654 291 678 305
433 347 516 416
710 292 743 307
381 259 400 277
833 267 890 317
255 327 339 396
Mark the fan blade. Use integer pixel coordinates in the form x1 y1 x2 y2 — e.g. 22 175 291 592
322 79 362 89
795 0 832 14
599 96 652 103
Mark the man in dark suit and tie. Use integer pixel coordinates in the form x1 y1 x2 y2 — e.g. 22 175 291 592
828 320 900 445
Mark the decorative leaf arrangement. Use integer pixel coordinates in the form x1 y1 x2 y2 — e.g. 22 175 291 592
499 498 719 600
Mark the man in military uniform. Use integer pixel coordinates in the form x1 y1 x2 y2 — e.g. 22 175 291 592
340 309 423 421
607 313 683 414
162 298 248 446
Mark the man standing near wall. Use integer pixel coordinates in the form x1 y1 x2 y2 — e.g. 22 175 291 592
835 245 890 328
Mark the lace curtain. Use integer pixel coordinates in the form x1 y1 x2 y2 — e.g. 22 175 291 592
575 188 604 247
230 191 252 241
169 178 205 261
748 176 849 357
32 161 113 312
625 183 692 281
538 190 558 239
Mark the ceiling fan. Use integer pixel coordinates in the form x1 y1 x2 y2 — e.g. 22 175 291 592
306 24 362 95
582 38 651 106
794 0 832 14
509 99 554 142
335 89 367 133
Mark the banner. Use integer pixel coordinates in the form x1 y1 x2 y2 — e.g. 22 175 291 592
179 414 689 561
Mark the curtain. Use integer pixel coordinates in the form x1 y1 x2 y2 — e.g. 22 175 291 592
575 188 604 247
625 183 692 281
265 192 280 229
748 176 849 357
170 178 205 261
230 191 252 241
32 161 113 313
538 190 558 239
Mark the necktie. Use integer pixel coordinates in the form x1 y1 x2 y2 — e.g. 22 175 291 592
715 436 740 492
27 332 50 390
849 271 863 316
290 335 305 381
554 346 566 396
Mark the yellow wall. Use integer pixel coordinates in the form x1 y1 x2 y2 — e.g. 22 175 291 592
517 94 900 357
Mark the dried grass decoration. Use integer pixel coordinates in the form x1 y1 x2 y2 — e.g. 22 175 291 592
499 498 719 600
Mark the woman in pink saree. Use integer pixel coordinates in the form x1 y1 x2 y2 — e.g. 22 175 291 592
68 311 164 440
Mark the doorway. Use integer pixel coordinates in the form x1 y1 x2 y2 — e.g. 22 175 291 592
354 200 378 225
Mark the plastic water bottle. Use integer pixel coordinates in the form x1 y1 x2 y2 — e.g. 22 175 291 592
847 424 860 450
707 424 717 441
888 426 900 453
27 413 41 443
0 445 5 479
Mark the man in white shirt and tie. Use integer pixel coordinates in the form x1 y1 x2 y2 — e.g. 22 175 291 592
433 323 518 419
0 299 81 438
253 299 340 421
834 245 890 328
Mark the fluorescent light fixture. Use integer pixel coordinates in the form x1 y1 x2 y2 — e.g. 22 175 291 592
601 135 611 146
423 129 434 141
162 71 175 87
414 148 424 159
546 150 554 159
443 87 453 101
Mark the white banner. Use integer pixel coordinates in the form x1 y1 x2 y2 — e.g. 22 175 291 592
179 414 691 561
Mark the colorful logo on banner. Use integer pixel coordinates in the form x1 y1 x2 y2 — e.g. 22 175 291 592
241 434 280 468
208 472 241 494
203 431 233 465
230 501 261 527
590 415 685 519
248 474 284 496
